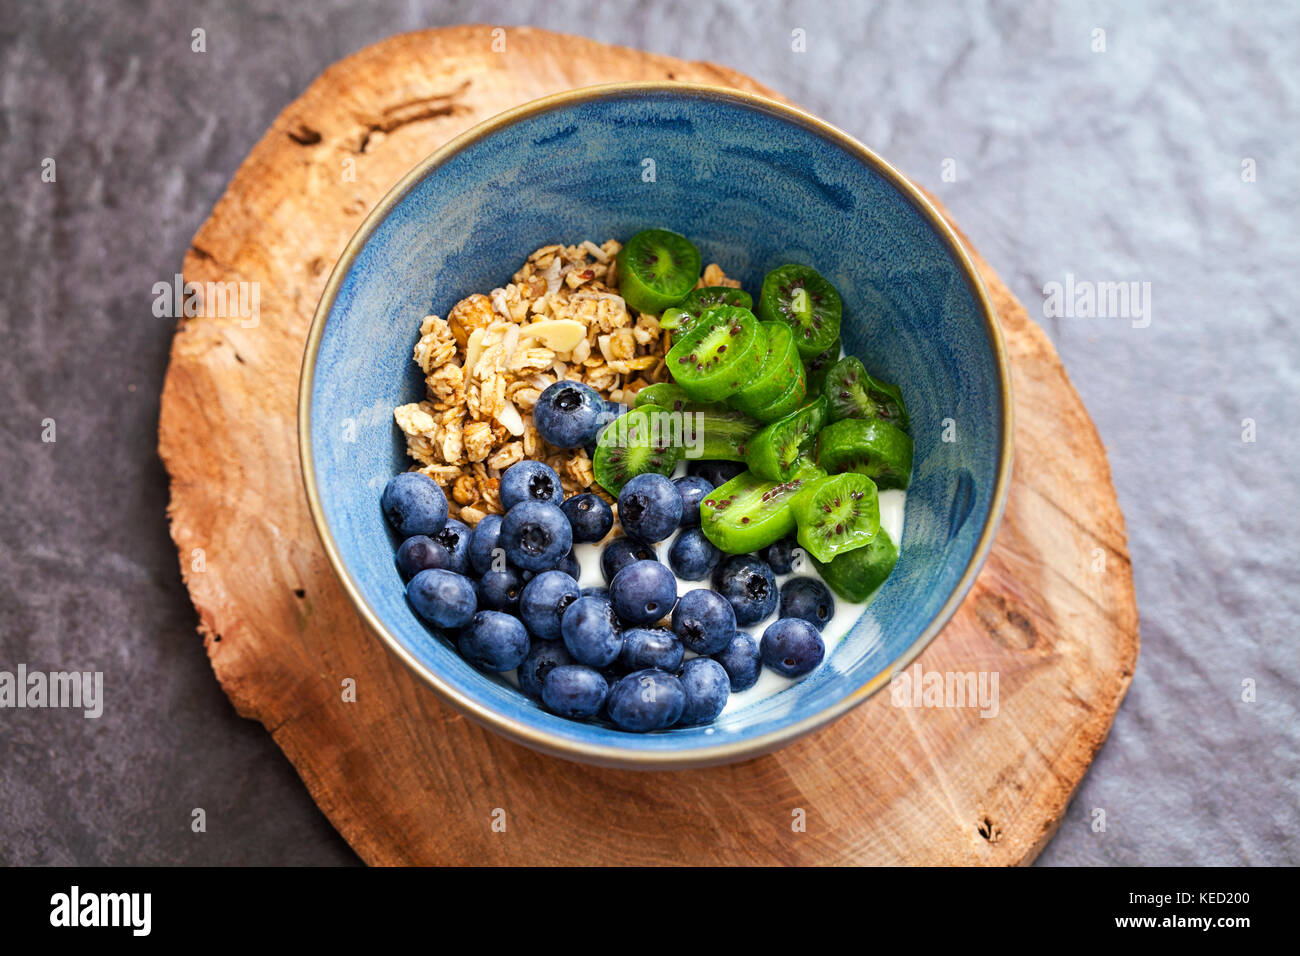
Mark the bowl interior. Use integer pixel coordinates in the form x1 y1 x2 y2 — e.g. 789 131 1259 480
304 87 1008 764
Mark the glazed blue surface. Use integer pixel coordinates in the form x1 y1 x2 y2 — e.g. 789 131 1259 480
307 88 1007 759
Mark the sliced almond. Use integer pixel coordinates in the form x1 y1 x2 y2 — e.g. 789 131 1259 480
543 256 563 296
501 323 520 366
518 319 586 352
463 327 485 379
597 333 615 363
581 239 609 263
496 399 525 437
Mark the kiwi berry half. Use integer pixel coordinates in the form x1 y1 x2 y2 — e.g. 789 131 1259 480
680 406 761 462
633 382 691 411
616 228 702 315
666 304 762 402
747 395 829 482
812 526 899 603
699 465 826 554
757 264 842 359
823 356 910 432
816 417 913 490
592 404 682 496
788 472 881 564
632 387 760 460
659 286 753 333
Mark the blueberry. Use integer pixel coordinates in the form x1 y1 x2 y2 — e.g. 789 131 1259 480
561 493 615 543
677 658 730 725
381 472 448 538
518 640 574 699
610 560 678 627
712 554 778 626
713 633 762 691
561 595 623 667
557 551 581 581
581 586 610 600
459 611 530 672
541 665 609 718
618 473 683 543
395 535 450 580
672 475 713 527
668 527 721 580
467 514 503 575
605 669 686 732
500 460 564 509
779 576 836 631
406 569 476 629
761 534 799 575
477 565 526 614
500 500 573 572
687 460 745 487
533 381 604 449
600 537 657 584
519 570 581 641
671 588 736 655
760 618 825 677
433 517 472 574
620 627 685 673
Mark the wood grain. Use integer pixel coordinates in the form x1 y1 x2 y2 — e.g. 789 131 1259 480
158 25 1139 865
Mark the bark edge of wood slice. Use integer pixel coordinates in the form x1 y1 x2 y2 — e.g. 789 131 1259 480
158 25 1139 866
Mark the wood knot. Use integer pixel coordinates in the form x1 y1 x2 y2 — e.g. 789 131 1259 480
287 123 322 146
975 592 1037 650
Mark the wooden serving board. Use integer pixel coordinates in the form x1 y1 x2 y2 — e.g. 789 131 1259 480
158 26 1138 865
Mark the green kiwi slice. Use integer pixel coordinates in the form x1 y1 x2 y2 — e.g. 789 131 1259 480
757 264 843 359
804 338 841 396
680 406 761 462
750 362 808 423
812 527 899 603
633 383 691 411
634 385 760 460
659 286 753 333
699 464 826 554
616 228 702 315
592 404 683 496
823 356 910 432
816 418 913 490
747 395 830 482
729 322 802 416
788 473 881 564
666 304 762 402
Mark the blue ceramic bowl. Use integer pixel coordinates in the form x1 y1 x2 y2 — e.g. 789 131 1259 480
299 83 1012 768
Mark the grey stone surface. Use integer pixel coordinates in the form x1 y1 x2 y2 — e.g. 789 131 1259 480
0 0 1296 865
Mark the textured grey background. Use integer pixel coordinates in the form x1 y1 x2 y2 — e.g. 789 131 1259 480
1 0 1296 866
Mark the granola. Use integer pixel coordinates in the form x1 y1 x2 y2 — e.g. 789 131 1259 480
393 239 737 524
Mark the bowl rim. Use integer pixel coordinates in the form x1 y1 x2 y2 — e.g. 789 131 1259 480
298 81 1014 769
